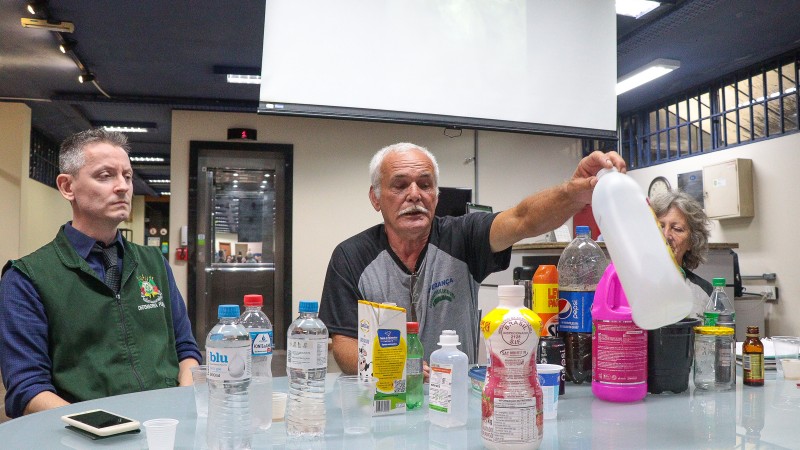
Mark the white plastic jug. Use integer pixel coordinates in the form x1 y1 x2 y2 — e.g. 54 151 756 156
591 167 692 329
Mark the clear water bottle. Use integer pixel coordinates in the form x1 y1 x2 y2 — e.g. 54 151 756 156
429 330 469 428
286 301 328 437
406 322 424 411
704 278 736 330
206 304 252 450
557 225 608 384
238 294 273 432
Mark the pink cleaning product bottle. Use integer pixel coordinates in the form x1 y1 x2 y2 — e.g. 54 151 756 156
591 263 647 402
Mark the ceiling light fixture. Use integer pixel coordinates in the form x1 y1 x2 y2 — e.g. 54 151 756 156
616 58 680 95
59 38 76 53
78 72 94 83
130 156 166 163
26 1 44 15
213 65 261 84
226 74 261 85
91 121 157 133
148 179 171 184
616 0 661 19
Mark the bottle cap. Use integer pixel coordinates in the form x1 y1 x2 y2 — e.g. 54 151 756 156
299 300 319 313
407 322 419 333
712 277 726 287
575 225 590 235
243 294 264 307
218 304 240 318
438 330 460 346
497 285 525 298
694 326 735 335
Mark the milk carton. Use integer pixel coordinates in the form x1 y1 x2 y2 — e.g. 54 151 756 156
357 300 407 415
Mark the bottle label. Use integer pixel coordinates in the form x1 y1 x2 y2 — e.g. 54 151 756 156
485 397 538 443
591 320 647 384
743 353 765 383
480 307 542 445
207 344 251 382
533 283 559 337
429 363 454 413
286 337 327 370
703 311 720 326
249 330 273 356
558 290 595 333
407 357 422 376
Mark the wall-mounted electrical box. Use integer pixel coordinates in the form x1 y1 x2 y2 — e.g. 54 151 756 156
703 158 754 219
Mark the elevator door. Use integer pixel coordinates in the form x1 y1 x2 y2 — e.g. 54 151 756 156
191 145 291 351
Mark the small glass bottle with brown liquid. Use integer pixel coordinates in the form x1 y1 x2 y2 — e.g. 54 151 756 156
742 325 764 386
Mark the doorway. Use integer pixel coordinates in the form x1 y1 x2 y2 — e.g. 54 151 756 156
188 141 292 352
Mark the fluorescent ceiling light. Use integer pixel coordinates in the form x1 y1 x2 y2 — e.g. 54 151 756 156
103 126 148 133
616 58 680 95
616 0 661 18
160 192 171 196
92 121 156 133
130 156 165 162
148 179 171 184
227 74 261 84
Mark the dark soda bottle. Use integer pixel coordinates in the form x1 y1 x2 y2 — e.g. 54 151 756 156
557 226 608 384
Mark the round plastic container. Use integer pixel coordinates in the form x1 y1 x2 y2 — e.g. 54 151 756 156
591 167 693 330
693 326 735 391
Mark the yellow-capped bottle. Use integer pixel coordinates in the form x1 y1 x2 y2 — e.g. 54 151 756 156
480 285 543 450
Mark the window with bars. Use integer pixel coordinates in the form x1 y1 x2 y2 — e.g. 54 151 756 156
619 50 799 169
29 128 60 189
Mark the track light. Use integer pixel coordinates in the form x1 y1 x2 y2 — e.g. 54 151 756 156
59 38 76 54
26 1 45 16
78 72 94 83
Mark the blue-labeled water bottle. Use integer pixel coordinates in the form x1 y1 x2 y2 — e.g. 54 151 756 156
206 304 252 450
239 294 273 432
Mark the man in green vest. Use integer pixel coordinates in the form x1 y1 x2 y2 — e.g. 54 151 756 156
0 129 201 418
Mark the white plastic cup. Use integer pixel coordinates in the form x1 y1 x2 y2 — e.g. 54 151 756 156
143 418 179 450
772 336 800 379
189 365 208 417
591 168 693 329
272 391 287 421
337 375 376 434
537 364 562 419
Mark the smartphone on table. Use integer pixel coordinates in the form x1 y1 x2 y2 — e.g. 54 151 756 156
61 409 140 437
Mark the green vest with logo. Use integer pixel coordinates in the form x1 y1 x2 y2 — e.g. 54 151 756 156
12 227 180 403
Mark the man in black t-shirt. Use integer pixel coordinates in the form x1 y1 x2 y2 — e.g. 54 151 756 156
320 142 626 375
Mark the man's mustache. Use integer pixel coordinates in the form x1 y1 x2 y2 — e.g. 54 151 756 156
398 205 430 216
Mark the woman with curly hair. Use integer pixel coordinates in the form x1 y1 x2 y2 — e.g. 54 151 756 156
651 190 713 318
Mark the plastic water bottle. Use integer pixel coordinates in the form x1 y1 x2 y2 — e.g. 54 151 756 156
557 225 608 384
481 285 543 450
591 263 647 402
704 278 736 329
428 330 468 428
591 167 693 329
286 301 328 437
206 305 252 450
406 321 424 411
238 294 273 432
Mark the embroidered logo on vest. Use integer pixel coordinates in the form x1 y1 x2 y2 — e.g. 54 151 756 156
429 278 455 307
137 275 165 310
430 288 455 307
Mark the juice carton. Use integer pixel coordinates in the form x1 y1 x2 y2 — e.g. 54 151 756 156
357 300 407 415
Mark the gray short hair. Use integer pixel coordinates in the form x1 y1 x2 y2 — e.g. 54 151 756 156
651 190 710 270
369 142 439 199
59 128 130 175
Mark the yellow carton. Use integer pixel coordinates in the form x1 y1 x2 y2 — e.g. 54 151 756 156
357 300 407 415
